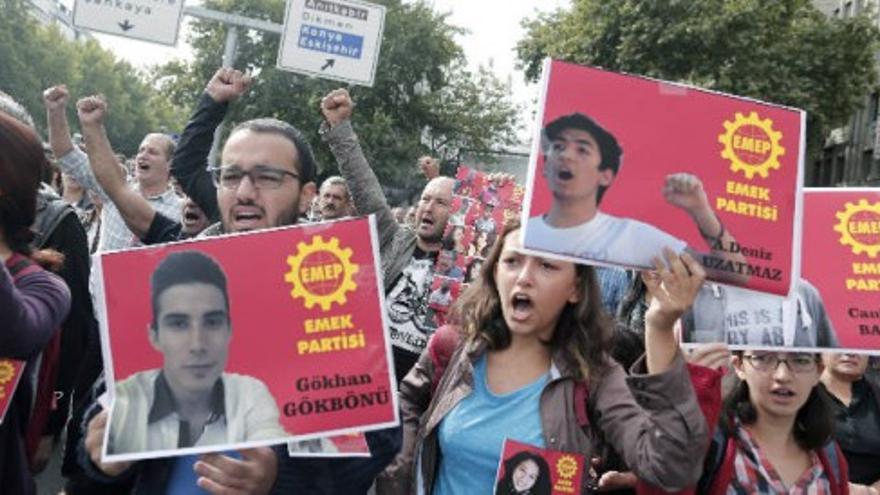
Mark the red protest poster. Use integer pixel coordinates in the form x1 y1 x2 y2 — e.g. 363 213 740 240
95 216 397 461
523 59 804 296
0 359 26 425
288 432 371 458
802 189 880 351
494 439 586 495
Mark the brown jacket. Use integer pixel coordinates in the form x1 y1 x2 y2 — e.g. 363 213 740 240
376 335 709 495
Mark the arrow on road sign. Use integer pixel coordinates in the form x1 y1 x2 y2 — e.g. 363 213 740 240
118 19 134 32
321 59 335 71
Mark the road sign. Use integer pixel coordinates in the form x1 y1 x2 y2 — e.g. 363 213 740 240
73 0 186 46
277 0 386 87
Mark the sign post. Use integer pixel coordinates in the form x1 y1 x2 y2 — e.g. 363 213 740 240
277 0 386 87
72 0 186 46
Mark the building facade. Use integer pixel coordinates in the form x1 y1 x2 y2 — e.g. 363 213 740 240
25 0 91 41
813 0 880 187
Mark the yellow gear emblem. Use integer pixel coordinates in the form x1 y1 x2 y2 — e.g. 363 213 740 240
284 235 359 310
719 111 785 179
0 360 14 385
833 199 880 258
0 360 15 400
556 454 578 479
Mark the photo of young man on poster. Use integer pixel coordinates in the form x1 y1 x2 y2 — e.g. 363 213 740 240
107 250 286 457
525 112 748 281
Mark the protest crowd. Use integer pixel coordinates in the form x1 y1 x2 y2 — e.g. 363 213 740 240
2 62 880 495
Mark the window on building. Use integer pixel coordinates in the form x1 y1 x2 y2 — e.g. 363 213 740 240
870 92 880 122
862 150 874 182
844 1 853 18
834 150 846 184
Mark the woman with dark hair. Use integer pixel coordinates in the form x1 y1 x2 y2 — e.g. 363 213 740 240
697 350 851 494
377 220 709 494
0 111 71 494
495 450 552 495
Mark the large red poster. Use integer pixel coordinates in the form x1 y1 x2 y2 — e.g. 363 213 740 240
523 59 804 296
802 189 880 351
95 216 397 461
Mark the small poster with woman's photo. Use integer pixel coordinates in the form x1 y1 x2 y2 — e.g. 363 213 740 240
494 439 586 495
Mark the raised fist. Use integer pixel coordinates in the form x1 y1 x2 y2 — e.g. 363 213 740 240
320 88 354 128
76 95 108 127
205 67 252 103
663 172 711 218
43 85 69 112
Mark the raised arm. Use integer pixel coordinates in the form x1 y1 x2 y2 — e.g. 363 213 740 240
43 86 109 202
664 173 749 285
320 89 401 249
43 85 74 159
171 68 251 223
76 96 155 239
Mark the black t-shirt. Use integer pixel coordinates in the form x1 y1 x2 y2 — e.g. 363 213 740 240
385 246 439 383
827 379 880 484
142 213 185 245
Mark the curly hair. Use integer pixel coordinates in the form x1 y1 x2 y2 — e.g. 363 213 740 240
448 220 612 382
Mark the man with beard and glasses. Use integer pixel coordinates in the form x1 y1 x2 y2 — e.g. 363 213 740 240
80 68 399 495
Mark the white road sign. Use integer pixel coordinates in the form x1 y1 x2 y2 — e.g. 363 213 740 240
73 0 185 46
277 0 386 87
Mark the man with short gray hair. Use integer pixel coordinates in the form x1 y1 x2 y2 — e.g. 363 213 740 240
317 175 354 220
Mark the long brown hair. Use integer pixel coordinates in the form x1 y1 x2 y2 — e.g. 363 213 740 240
0 112 63 270
448 220 612 381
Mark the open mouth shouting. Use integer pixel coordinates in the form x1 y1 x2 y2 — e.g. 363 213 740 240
556 167 574 181
509 292 534 322
230 204 265 231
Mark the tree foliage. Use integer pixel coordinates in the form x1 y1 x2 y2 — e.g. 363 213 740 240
516 0 880 159
0 0 186 154
152 0 520 195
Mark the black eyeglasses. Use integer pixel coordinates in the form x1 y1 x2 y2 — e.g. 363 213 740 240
208 165 298 190
744 353 817 374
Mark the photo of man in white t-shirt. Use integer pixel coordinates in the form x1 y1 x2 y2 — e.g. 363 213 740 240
525 112 747 281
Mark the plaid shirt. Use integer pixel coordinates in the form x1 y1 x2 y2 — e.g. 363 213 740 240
58 147 182 252
729 422 832 495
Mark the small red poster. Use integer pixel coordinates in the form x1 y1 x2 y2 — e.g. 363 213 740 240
494 439 586 495
802 189 880 351
0 359 26 425
95 216 398 461
523 59 805 296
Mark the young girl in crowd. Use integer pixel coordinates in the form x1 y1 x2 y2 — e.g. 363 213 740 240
0 111 72 495
698 350 851 494
377 221 709 494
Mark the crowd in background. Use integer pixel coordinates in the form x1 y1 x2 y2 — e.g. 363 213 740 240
1 67 879 495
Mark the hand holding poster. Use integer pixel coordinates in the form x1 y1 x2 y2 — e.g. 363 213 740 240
802 189 880 352
94 217 398 461
494 439 586 495
523 60 805 296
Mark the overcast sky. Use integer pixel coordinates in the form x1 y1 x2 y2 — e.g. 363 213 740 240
56 0 568 140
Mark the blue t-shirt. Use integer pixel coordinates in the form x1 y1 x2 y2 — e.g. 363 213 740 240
434 354 548 495
167 451 241 494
